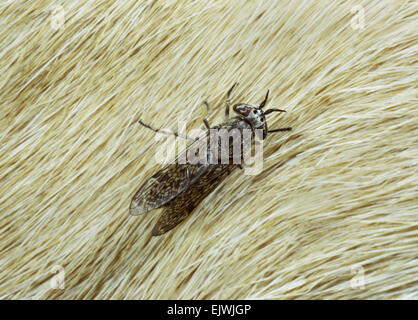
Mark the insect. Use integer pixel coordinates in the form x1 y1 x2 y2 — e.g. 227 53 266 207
130 83 292 236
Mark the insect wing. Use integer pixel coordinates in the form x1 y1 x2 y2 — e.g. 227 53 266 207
130 133 211 215
152 164 237 236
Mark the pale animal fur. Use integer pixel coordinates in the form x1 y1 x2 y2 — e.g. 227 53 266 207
0 1 417 299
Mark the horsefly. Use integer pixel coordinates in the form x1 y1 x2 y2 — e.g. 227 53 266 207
130 83 292 236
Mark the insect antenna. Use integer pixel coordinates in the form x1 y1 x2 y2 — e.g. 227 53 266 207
264 108 287 115
227 82 239 99
258 90 269 109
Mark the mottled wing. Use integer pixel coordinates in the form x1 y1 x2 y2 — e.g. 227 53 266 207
151 164 237 236
130 133 211 215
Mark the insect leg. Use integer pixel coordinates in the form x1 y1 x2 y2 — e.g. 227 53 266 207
138 119 198 141
203 118 210 130
203 101 210 117
268 127 292 133
225 101 229 119
225 82 239 120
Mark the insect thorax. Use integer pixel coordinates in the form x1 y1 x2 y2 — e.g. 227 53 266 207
204 117 255 165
